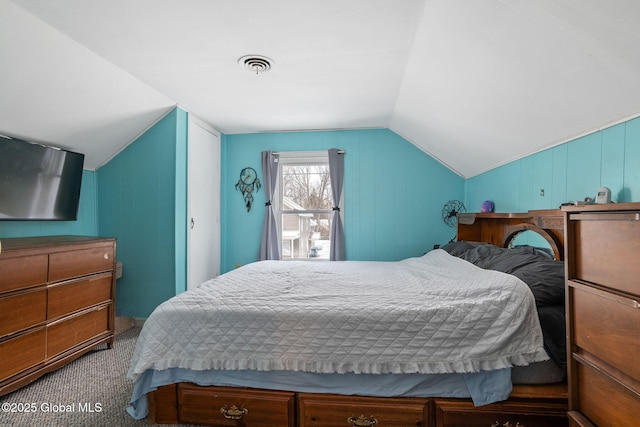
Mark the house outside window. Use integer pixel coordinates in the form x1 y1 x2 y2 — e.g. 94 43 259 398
276 151 339 259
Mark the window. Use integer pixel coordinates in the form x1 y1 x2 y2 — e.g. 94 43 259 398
276 151 339 259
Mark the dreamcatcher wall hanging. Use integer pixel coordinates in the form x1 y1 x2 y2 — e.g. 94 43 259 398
235 167 261 211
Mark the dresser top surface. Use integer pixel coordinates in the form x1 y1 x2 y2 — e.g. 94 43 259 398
562 201 640 213
0 235 115 254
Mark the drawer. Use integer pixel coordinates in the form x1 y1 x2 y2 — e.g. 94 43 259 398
48 245 114 282
435 399 568 427
178 384 295 427
0 327 46 380
575 361 640 427
46 305 110 358
571 284 640 381
569 213 640 295
0 254 48 293
0 288 47 337
298 393 429 427
48 274 113 319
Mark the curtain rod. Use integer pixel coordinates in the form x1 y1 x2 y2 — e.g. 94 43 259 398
271 149 345 155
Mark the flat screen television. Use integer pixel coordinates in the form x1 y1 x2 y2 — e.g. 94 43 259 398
0 135 85 221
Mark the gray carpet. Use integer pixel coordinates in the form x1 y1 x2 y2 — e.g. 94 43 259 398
0 327 192 427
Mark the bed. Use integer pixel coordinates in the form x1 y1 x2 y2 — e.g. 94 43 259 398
127 209 568 427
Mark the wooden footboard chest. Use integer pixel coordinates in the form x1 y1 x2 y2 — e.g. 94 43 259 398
0 235 116 396
148 382 567 427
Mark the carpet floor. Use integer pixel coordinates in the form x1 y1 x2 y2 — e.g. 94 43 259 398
0 327 193 427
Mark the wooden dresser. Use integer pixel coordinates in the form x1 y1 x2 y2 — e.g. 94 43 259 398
564 203 640 426
0 235 116 396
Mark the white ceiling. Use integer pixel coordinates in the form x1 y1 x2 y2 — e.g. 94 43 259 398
2 0 640 177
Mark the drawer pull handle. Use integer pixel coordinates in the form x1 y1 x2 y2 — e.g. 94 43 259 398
220 405 247 420
491 422 524 427
348 414 378 426
103 253 109 260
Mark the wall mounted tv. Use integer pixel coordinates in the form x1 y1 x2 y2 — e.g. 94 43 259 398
0 135 85 221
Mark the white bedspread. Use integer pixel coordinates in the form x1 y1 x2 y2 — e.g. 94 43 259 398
128 250 548 381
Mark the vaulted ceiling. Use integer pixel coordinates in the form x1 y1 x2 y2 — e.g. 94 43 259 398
2 1 640 177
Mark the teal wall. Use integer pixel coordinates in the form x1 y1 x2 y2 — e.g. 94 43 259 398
465 117 640 212
7 115 639 319
221 129 465 273
96 107 188 318
0 169 98 238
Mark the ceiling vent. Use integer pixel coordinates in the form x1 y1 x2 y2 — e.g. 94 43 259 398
238 55 274 74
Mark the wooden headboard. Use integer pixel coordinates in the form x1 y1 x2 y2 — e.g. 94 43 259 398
457 209 565 260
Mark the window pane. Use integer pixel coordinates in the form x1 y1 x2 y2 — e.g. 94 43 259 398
281 165 332 210
281 212 331 259
279 160 335 260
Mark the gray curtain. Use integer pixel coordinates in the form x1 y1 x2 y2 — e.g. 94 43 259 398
328 148 346 261
258 151 281 260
